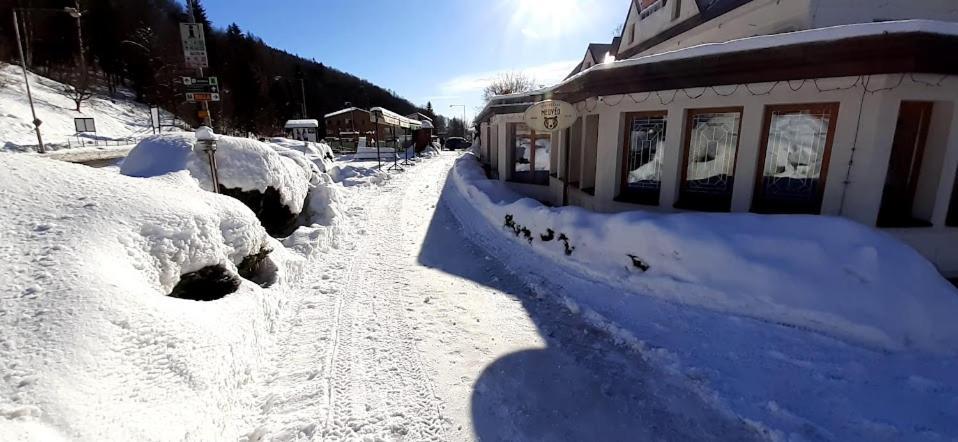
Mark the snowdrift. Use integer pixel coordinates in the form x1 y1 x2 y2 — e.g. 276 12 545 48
121 133 312 234
0 154 291 439
449 153 958 354
0 63 173 151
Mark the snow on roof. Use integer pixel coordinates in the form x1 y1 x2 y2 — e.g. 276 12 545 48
483 19 958 115
370 107 423 129
559 19 958 88
284 119 319 128
323 107 368 119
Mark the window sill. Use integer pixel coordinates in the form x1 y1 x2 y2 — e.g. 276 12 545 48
616 193 661 207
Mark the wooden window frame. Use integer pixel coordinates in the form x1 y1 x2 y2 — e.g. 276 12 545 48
508 123 550 186
752 102 840 215
677 107 744 212
618 111 668 206
878 101 935 227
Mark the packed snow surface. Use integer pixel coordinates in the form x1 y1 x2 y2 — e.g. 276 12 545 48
445 152 958 441
121 133 311 214
0 63 174 151
0 153 283 439
450 153 958 354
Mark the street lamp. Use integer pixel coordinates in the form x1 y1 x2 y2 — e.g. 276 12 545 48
450 104 466 138
11 9 43 152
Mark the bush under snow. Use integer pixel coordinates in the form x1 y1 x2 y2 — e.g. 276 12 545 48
121 132 312 234
0 153 293 439
449 153 958 354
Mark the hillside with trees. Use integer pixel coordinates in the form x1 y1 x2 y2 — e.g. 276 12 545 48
0 0 436 136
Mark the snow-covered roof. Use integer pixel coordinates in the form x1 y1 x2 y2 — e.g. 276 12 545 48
323 107 368 119
479 19 958 120
370 107 422 129
561 19 958 88
284 119 319 129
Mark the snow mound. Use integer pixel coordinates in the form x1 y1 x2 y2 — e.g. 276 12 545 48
268 137 335 173
0 62 176 151
449 153 958 354
121 132 312 226
0 154 286 439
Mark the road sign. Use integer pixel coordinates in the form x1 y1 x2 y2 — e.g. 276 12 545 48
180 23 209 69
182 76 218 86
74 117 96 133
182 77 220 94
186 92 221 103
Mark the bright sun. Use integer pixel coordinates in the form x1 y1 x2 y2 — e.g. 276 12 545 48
511 0 585 39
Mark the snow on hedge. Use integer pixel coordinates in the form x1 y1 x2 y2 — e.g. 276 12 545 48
449 153 958 354
121 132 311 215
268 137 335 173
0 154 293 439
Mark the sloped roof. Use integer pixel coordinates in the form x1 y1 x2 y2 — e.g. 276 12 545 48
324 107 369 119
618 0 756 59
284 119 319 128
587 43 612 62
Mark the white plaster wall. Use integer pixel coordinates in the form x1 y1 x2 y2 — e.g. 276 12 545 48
809 0 958 28
483 75 958 274
620 0 701 55
640 0 814 56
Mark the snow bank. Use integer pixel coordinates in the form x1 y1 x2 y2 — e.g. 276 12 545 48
0 154 291 439
121 132 311 220
268 137 335 173
0 63 177 151
449 154 958 354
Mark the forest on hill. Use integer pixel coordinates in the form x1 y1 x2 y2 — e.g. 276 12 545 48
0 0 443 136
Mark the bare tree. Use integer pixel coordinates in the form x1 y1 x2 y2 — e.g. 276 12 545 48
483 71 537 102
64 81 94 112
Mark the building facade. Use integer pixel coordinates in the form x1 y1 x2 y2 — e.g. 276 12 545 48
476 1 958 276
324 107 375 140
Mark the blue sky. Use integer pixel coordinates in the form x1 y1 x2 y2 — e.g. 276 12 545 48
199 0 631 120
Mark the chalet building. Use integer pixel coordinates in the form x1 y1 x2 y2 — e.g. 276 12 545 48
476 0 958 276
324 107 375 140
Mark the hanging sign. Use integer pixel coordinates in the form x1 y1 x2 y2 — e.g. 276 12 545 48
523 100 577 132
180 23 209 68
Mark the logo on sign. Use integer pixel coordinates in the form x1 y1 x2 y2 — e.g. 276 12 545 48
523 100 577 133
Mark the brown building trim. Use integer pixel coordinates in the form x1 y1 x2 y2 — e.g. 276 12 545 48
752 102 840 215
616 0 756 61
554 32 958 104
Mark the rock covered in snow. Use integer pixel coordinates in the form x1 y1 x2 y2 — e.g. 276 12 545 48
121 132 313 235
0 153 285 439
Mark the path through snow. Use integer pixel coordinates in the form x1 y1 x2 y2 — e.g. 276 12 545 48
244 153 763 441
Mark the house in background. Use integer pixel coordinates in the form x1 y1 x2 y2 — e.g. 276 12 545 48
324 107 374 141
284 119 320 142
476 0 958 276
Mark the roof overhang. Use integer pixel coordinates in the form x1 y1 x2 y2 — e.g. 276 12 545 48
553 29 958 103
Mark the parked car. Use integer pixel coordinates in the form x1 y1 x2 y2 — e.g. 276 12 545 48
445 137 470 150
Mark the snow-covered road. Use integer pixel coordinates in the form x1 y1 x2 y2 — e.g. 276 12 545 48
245 153 763 441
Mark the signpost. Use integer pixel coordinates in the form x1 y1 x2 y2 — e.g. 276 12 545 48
181 6 213 127
179 23 209 69
150 106 161 134
74 117 97 147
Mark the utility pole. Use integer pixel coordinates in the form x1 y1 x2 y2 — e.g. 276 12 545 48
299 77 307 119
186 0 212 127
67 1 86 79
12 10 44 153
450 104 466 138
